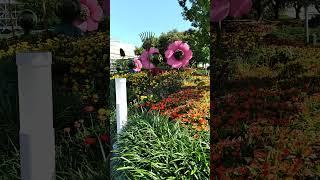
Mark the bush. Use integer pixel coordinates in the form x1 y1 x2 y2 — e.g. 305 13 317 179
111 70 187 104
249 46 298 69
309 14 320 28
212 30 261 60
0 32 108 109
111 111 210 180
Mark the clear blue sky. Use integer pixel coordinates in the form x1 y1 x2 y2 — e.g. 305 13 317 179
110 0 192 47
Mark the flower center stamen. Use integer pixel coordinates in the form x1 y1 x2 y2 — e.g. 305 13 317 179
149 53 162 65
174 50 184 60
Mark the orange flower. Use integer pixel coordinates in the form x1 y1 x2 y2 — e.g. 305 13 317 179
63 127 71 133
303 147 312 157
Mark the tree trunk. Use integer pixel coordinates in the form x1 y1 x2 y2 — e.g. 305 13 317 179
295 6 301 19
42 0 48 34
274 6 280 20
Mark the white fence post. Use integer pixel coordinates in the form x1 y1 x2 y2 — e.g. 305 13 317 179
16 52 55 180
115 78 127 134
305 5 309 44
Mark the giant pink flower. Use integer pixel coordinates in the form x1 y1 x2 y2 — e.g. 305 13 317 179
140 47 159 69
165 41 192 69
73 0 103 32
133 57 142 72
211 0 252 22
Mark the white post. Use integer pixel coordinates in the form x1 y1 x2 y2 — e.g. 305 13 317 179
305 5 309 44
115 78 128 134
16 52 55 180
313 34 317 46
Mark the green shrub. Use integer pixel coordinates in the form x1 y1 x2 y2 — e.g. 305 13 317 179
249 46 298 69
111 111 210 180
276 61 307 79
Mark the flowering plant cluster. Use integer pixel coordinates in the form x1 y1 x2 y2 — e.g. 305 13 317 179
0 32 108 110
211 83 320 178
132 40 193 72
138 75 209 132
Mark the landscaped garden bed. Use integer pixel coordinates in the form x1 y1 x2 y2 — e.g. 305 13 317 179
0 31 110 180
211 19 320 178
109 39 210 179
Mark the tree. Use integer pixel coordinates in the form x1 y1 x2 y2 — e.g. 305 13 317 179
270 0 287 20
252 0 270 21
178 0 210 53
141 36 159 50
287 0 304 19
17 0 60 28
157 29 188 56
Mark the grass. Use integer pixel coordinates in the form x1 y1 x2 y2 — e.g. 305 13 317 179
270 26 320 42
111 111 210 180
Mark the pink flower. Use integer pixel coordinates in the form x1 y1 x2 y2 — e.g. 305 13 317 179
140 47 159 69
73 0 103 32
133 57 142 72
211 0 252 22
165 41 192 69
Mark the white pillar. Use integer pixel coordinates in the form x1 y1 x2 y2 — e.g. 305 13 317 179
16 52 55 180
305 5 309 44
313 34 317 46
115 78 127 134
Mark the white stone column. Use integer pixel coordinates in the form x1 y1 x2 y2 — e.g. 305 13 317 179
115 78 127 134
305 5 309 44
16 52 55 180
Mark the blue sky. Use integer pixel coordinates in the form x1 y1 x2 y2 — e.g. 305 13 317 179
110 0 192 47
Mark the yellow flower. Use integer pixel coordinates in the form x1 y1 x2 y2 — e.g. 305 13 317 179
140 96 147 101
98 108 107 116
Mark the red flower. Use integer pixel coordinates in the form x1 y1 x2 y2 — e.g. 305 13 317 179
262 162 270 177
85 137 96 145
100 133 109 142
282 148 290 157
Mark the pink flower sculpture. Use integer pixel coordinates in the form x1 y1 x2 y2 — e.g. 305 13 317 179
133 57 142 72
211 0 252 22
165 41 192 69
73 0 104 32
140 47 159 69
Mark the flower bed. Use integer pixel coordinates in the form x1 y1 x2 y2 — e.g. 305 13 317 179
212 29 320 178
0 32 110 179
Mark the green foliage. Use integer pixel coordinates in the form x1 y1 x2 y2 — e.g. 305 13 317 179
276 61 307 79
309 14 320 28
157 29 189 55
111 111 210 180
142 36 159 50
114 58 133 73
111 70 188 104
249 46 298 68
0 32 108 108
269 27 320 41
178 0 210 64
18 0 60 27
0 32 109 179
134 46 144 56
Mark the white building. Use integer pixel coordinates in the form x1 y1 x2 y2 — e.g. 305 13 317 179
286 5 320 20
110 38 137 72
